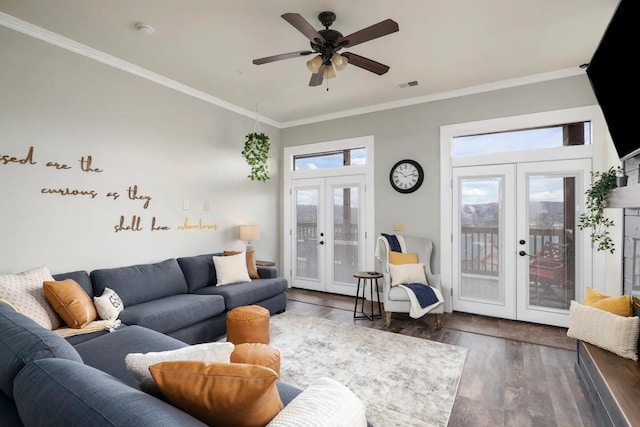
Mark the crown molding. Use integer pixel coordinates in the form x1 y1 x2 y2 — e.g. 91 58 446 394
1 11 584 130
280 67 585 128
0 11 280 129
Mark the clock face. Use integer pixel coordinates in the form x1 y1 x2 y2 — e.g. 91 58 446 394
390 160 424 193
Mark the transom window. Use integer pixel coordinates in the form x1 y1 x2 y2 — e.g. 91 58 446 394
294 148 366 171
453 122 590 158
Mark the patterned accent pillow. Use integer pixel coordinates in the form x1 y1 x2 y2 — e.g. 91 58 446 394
267 377 367 427
0 266 62 330
125 342 235 395
93 287 124 321
567 300 640 360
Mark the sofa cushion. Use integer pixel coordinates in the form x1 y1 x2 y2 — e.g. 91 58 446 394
0 266 62 330
43 278 97 328
14 358 207 427
149 361 283 427
118 294 225 334
177 253 221 292
193 278 287 310
213 252 252 285
73 325 188 388
0 303 83 399
93 287 124 320
91 258 188 306
53 270 94 298
125 342 235 395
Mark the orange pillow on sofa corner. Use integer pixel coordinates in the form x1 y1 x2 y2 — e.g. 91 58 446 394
583 287 632 317
43 279 97 328
149 361 283 427
224 250 259 279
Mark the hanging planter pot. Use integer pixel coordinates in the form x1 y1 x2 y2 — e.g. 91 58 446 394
242 132 270 182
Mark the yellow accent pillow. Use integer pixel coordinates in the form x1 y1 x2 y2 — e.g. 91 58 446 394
43 279 97 328
149 361 283 427
583 287 632 317
388 251 418 265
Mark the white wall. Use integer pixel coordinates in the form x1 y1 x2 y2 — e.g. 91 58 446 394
0 27 281 274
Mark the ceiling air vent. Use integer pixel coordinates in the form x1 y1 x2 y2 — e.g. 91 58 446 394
398 81 419 88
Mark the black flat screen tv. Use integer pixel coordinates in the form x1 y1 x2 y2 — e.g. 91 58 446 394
586 0 637 161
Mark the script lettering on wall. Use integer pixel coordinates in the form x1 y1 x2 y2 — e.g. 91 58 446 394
4 145 218 234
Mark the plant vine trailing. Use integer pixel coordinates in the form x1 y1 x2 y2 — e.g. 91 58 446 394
242 132 270 182
577 166 618 253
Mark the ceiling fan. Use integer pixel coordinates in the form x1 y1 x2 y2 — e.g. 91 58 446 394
252 11 399 87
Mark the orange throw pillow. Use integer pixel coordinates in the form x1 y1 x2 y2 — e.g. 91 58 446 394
231 343 281 378
224 250 259 279
43 279 97 328
583 287 632 317
149 361 283 427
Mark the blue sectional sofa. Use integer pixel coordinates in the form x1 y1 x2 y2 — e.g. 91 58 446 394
55 252 288 345
0 303 302 427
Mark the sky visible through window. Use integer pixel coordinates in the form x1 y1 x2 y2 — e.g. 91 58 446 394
294 148 366 171
457 123 589 205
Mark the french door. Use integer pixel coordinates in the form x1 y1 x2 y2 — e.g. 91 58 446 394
290 175 366 296
452 159 591 327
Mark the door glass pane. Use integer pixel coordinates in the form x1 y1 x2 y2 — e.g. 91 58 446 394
527 175 575 310
295 188 319 280
294 148 366 170
333 185 359 284
459 177 504 303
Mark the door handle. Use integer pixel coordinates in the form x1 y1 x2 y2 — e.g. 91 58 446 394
318 241 325 245
519 251 530 257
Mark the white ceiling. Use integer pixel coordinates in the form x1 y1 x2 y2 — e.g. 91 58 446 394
0 0 620 126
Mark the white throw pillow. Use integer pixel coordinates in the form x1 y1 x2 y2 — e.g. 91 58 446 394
0 266 62 330
93 287 124 321
213 252 252 285
267 377 367 427
388 263 427 287
567 300 640 360
125 342 235 394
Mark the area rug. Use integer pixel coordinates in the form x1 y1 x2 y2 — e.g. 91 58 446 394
269 312 468 427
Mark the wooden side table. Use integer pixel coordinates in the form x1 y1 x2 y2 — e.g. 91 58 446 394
353 271 383 321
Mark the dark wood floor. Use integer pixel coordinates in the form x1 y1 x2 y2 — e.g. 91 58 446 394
285 288 597 427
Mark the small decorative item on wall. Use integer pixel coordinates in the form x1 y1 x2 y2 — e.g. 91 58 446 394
389 159 424 194
578 166 618 253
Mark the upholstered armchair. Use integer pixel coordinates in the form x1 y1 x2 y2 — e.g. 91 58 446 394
375 234 444 328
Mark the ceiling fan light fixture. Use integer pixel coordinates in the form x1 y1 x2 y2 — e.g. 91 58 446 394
323 64 337 80
306 55 323 73
332 53 348 71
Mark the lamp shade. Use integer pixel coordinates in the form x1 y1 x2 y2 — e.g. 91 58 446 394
323 64 336 80
306 55 323 73
331 53 348 71
239 225 259 242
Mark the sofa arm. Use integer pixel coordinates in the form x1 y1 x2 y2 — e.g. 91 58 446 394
258 266 278 279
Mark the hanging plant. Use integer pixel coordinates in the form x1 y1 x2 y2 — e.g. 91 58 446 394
242 132 270 182
577 166 618 253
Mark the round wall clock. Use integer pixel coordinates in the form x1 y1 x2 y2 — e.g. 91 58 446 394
389 159 424 193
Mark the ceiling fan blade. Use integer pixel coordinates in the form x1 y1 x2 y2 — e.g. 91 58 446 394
309 64 325 86
337 19 399 48
253 50 313 65
341 52 390 75
282 13 326 44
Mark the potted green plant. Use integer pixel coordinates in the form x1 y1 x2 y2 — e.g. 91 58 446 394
578 166 618 253
241 132 270 182
616 166 628 187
